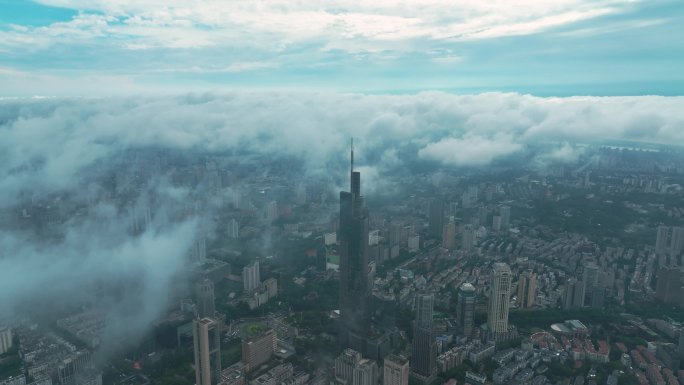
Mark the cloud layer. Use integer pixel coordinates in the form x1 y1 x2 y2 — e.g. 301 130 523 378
1 91 683 357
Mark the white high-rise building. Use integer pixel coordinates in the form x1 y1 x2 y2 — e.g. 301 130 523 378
228 219 239 239
487 263 512 335
193 318 221 385
383 355 409 385
191 237 207 263
0 327 12 354
243 261 260 293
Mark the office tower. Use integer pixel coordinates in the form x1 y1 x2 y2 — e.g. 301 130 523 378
655 266 683 304
499 205 511 230
335 349 362 384
517 271 537 308
573 281 586 308
487 263 512 335
228 218 239 239
408 235 420 252
583 262 600 299
671 227 684 255
353 359 378 385
563 278 577 310
411 294 436 378
657 226 671 253
0 327 12 354
461 225 475 251
316 236 327 271
196 278 216 319
241 329 276 372
456 283 476 337
193 318 222 385
243 261 260 293
384 355 409 385
339 142 372 350
428 198 444 239
267 201 278 222
442 219 456 250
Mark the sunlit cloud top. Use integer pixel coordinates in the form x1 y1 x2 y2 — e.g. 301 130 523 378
1 0 682 96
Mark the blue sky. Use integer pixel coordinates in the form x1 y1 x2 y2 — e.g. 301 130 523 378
1 0 683 96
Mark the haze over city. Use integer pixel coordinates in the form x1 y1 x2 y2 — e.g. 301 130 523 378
1 2 684 385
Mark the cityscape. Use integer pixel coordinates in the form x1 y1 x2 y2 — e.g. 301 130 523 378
2 2 684 385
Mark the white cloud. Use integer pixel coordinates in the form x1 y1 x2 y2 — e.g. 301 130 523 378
418 135 523 166
8 0 635 54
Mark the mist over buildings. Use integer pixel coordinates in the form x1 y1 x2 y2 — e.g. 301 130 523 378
1 91 683 360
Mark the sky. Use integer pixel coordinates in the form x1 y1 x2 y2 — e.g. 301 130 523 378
1 0 683 96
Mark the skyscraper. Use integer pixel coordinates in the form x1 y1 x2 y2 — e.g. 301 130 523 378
442 219 456 250
243 261 260 293
428 198 444 240
411 293 436 378
339 141 371 351
193 318 222 385
461 225 475 251
456 283 476 337
196 278 216 319
583 262 599 292
517 271 537 308
655 266 683 304
656 225 670 254
499 205 511 230
335 349 362 384
487 263 512 336
383 355 409 385
242 329 276 373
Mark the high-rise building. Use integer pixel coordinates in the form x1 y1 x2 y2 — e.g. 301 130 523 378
487 263 512 336
353 359 378 385
583 262 599 300
657 226 671 254
563 278 577 310
655 266 683 304
196 278 216 319
456 283 476 337
573 280 586 308
442 219 456 250
411 294 436 378
428 198 444 240
192 237 207 263
0 327 12 355
339 142 372 351
499 206 511 230
461 225 475 251
335 349 362 384
383 355 409 385
243 261 260 293
242 329 276 373
671 227 684 255
517 271 537 309
193 318 222 385
228 218 239 239
267 201 278 222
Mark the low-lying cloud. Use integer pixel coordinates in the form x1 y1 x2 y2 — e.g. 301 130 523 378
1 91 683 358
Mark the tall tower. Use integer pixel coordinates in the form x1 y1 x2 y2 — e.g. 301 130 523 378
411 293 436 378
339 140 371 351
441 219 456 250
671 227 684 255
499 205 511 230
487 263 512 337
456 283 476 337
196 278 216 319
517 271 537 309
193 318 222 385
428 198 444 240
